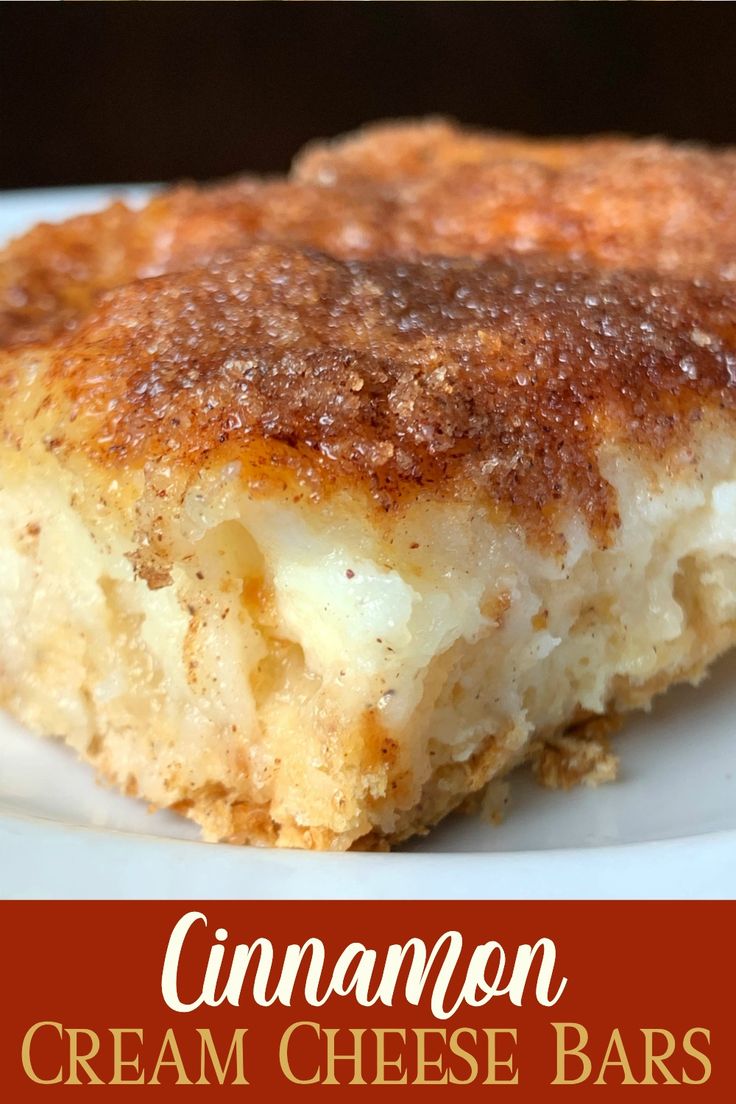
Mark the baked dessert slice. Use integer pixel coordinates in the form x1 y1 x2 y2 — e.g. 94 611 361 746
2 244 736 849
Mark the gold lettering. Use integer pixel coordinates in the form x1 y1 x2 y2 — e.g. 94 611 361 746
279 1021 321 1086
21 1022 63 1085
449 1027 478 1086
682 1027 712 1085
593 1028 638 1085
641 1028 678 1085
65 1028 102 1086
414 1027 448 1085
323 1027 366 1085
196 1028 248 1086
109 1028 144 1086
483 1027 518 1085
374 1028 407 1085
551 1022 591 1085
149 1028 193 1086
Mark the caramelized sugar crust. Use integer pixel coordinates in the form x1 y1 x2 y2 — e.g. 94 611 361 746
6 120 736 345
14 244 736 545
294 120 736 274
0 180 392 347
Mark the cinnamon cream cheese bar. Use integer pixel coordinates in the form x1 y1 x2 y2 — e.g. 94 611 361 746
1 122 736 849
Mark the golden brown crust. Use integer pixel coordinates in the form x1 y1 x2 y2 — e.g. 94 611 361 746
6 120 736 347
295 119 736 275
4 119 736 546
5 244 736 546
0 178 393 347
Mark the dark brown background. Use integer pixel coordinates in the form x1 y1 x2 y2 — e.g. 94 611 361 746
1 2 736 190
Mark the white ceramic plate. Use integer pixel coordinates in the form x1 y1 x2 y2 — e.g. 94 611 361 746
1 187 735 899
